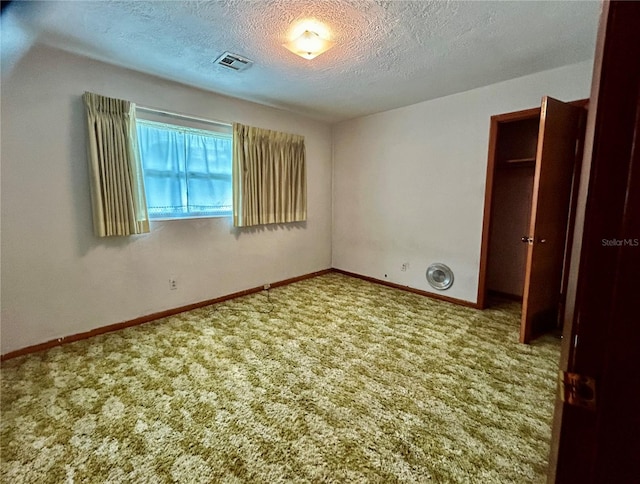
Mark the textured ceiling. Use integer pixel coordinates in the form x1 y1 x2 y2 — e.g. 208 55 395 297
4 0 600 123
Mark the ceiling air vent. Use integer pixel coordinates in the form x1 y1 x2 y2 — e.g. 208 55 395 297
214 52 253 71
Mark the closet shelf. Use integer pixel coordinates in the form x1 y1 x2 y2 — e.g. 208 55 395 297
503 157 536 164
500 157 536 167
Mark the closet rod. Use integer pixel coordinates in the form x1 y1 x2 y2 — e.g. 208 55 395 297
135 104 232 128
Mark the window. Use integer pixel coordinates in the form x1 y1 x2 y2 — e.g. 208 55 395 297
136 119 232 219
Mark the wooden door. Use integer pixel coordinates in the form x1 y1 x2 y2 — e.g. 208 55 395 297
549 1 640 481
520 97 582 343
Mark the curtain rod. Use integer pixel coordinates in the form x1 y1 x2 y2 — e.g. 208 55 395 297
135 104 232 128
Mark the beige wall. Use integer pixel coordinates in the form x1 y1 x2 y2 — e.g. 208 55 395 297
332 61 593 303
0 45 333 354
1 44 595 354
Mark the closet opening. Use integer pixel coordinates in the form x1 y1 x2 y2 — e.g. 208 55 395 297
486 116 540 302
477 99 587 343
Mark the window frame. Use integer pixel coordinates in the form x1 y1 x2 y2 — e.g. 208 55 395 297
135 116 233 221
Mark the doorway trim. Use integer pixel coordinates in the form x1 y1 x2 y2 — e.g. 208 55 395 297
476 107 540 309
476 100 589 311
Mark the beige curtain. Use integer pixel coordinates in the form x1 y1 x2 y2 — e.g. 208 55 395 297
233 123 307 227
83 92 149 236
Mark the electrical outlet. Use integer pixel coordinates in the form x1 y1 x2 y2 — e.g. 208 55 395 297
401 262 409 272
169 278 178 290
263 283 271 290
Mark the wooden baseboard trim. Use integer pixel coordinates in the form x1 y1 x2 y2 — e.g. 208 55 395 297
269 269 332 289
488 290 523 302
0 269 332 362
331 269 479 308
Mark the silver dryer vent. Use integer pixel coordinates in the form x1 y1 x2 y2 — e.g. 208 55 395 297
426 263 454 291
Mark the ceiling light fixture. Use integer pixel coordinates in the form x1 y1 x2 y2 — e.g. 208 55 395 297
283 30 335 60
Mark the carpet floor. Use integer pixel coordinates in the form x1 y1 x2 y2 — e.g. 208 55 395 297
1 273 560 483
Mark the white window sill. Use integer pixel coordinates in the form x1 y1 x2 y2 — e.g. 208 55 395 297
150 213 232 221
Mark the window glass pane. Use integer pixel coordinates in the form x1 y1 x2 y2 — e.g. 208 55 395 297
137 123 187 216
185 133 232 214
187 176 233 214
185 132 231 174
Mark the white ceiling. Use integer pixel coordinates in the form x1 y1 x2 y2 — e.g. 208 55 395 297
4 0 601 123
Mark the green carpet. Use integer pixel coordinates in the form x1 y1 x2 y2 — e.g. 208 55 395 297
1 273 560 483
